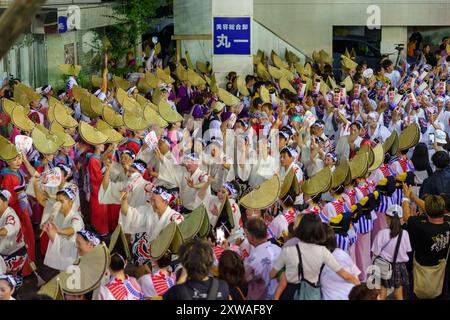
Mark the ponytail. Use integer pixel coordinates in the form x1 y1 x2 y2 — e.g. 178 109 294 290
389 215 402 238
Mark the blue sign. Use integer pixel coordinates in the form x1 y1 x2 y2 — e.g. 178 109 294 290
58 16 67 33
213 17 251 55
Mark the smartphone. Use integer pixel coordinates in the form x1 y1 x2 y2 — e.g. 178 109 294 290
429 133 435 144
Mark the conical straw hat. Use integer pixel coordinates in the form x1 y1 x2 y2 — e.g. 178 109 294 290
78 121 108 145
0 135 19 161
239 175 281 210
31 125 65 155
11 105 34 132
150 223 184 259
96 119 123 144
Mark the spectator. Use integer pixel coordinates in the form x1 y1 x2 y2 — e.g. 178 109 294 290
218 250 248 300
348 283 380 300
422 43 437 67
164 238 230 300
382 59 401 88
419 151 450 198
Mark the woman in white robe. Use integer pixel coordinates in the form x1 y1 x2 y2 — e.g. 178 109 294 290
120 186 184 266
33 178 84 271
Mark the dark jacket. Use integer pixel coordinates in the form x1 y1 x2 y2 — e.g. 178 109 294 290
419 166 450 198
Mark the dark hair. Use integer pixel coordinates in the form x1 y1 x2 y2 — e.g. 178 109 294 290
218 250 247 290
280 148 294 159
431 151 450 170
245 75 255 84
245 218 267 240
349 283 379 300
350 122 362 130
411 143 433 175
440 193 450 212
157 251 172 269
332 185 345 195
110 253 126 272
425 195 446 218
311 193 322 204
178 238 214 281
387 215 402 238
252 97 263 109
281 194 295 208
0 191 8 202
382 59 393 69
323 223 337 252
400 149 409 155
288 222 296 238
295 213 326 245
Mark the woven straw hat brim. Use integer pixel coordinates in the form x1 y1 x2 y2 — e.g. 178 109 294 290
150 223 184 259
240 175 281 210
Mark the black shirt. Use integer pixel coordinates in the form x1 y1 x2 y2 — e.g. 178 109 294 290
163 277 229 300
404 215 450 266
228 284 248 300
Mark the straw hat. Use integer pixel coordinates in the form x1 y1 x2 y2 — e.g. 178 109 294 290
91 75 113 90
158 100 183 123
331 159 350 189
50 122 76 148
11 105 34 132
108 225 130 260
137 77 154 94
96 119 123 144
211 101 225 113
280 68 295 82
39 243 110 297
89 95 105 117
144 72 160 89
53 102 78 128
304 63 313 77
399 123 420 151
150 223 184 259
383 131 399 156
301 167 332 196
179 204 208 240
318 77 331 96
260 86 271 104
156 67 174 84
239 175 280 210
0 135 19 161
268 65 284 80
196 61 210 74
356 144 374 168
210 72 219 93
280 169 300 199
285 49 300 64
143 105 168 128
123 106 150 131
369 144 384 172
2 98 27 116
327 76 338 90
342 76 354 92
341 55 358 70
72 85 90 103
218 88 240 107
319 50 332 65
214 196 235 235
236 75 249 97
294 62 304 75
312 51 321 63
279 77 296 94
186 69 206 87
256 63 270 81
31 125 65 155
271 51 288 69
14 83 40 107
136 95 157 111
78 121 108 145
113 76 134 91
349 152 369 180
102 105 124 128
58 64 81 76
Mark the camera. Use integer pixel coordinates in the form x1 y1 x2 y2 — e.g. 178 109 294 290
395 44 404 51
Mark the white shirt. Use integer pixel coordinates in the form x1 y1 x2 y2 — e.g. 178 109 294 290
385 70 401 88
321 249 360 300
176 167 210 211
0 207 25 255
273 240 341 284
244 241 281 300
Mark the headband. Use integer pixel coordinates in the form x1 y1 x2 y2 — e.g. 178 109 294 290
223 182 238 199
77 230 100 246
42 85 52 95
282 146 299 159
57 164 72 177
131 161 146 173
153 186 172 202
325 152 338 162
183 153 199 163
122 149 136 160
0 275 16 288
0 189 12 201
58 187 76 200
127 86 137 95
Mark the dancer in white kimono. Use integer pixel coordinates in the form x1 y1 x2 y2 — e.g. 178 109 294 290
33 178 84 271
120 186 184 265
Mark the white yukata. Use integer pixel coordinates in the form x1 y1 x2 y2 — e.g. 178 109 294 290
175 167 210 211
154 152 180 189
244 241 281 300
26 182 81 227
366 124 391 144
201 193 242 236
248 154 279 188
121 205 184 242
98 173 152 234
44 206 84 271
0 207 26 273
280 162 304 205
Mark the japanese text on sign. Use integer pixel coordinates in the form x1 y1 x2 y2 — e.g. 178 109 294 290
213 17 251 55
